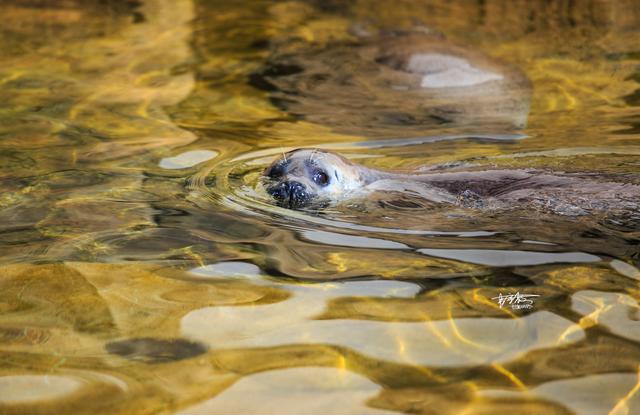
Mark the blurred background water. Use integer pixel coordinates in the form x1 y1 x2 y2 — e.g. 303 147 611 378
0 1 639 414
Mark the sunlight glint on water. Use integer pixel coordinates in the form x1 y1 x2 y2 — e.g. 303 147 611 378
0 0 639 414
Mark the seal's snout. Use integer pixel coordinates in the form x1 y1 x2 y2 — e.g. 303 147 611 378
267 180 311 208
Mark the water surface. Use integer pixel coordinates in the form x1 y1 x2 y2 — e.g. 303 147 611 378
1 1 639 414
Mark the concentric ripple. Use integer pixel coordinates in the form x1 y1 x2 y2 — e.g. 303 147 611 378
187 134 532 241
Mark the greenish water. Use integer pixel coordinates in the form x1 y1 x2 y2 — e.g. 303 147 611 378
0 0 639 414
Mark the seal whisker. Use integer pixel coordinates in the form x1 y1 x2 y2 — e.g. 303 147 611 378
308 148 317 164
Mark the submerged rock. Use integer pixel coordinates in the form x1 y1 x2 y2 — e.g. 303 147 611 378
250 31 531 137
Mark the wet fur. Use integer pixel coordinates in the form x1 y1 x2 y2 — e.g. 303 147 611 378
265 148 640 217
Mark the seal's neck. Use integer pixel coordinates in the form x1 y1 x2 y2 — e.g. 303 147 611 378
356 165 399 185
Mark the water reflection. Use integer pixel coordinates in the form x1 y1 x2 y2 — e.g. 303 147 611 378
177 367 398 415
417 249 599 267
250 28 532 138
482 373 640 415
181 279 584 367
572 290 640 342
0 0 639 413
303 230 410 250
159 150 218 170
0 375 83 404
191 261 264 281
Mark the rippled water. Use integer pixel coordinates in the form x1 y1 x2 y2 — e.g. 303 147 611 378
1 0 640 414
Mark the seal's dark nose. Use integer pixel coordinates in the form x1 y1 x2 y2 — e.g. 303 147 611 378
267 181 311 208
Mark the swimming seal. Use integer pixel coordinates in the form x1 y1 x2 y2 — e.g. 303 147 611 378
263 148 640 216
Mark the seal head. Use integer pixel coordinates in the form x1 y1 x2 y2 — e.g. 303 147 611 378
263 148 364 208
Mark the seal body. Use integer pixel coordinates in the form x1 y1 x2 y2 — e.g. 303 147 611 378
263 148 640 216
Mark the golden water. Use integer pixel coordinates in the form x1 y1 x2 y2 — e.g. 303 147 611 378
1 1 639 414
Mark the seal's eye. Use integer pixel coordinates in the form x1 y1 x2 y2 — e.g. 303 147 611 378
312 170 330 186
